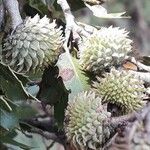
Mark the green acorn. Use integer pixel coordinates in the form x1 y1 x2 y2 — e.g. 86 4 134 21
2 14 64 73
93 69 146 115
65 91 111 150
79 26 132 74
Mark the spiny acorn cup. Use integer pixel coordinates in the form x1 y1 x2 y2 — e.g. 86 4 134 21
93 69 146 115
2 14 64 73
79 26 132 74
65 91 112 150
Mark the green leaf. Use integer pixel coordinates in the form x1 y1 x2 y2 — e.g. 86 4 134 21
0 126 9 137
19 121 33 132
14 103 37 120
54 77 69 128
0 103 37 130
55 52 91 127
43 0 55 6
53 0 85 11
36 66 69 127
0 109 18 130
28 0 49 15
0 129 33 149
0 62 37 101
1 137 33 150
28 69 43 81
1 129 18 139
0 96 16 112
15 73 29 86
26 85 39 97
141 56 150 66
37 66 64 105
85 3 130 18
57 53 90 97
98 12 131 19
0 96 12 112
10 129 59 150
0 128 33 149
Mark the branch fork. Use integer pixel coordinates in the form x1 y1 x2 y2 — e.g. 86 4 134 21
57 0 90 48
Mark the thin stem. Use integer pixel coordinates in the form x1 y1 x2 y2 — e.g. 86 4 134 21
3 0 23 30
104 113 136 129
57 0 90 38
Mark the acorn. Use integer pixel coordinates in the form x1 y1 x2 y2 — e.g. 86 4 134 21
93 69 146 115
79 26 132 74
65 91 112 150
2 14 64 73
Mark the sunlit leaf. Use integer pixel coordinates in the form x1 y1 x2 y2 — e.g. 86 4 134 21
0 102 37 130
0 109 18 129
0 62 37 101
26 85 39 97
100 12 130 19
12 129 62 150
57 53 90 97
1 130 33 150
85 3 130 18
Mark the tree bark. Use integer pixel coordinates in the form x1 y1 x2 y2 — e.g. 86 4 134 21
3 0 23 30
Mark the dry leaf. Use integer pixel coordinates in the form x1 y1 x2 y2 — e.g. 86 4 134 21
123 61 138 71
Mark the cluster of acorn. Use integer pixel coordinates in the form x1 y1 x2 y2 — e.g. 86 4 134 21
1 14 148 150
65 26 148 149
